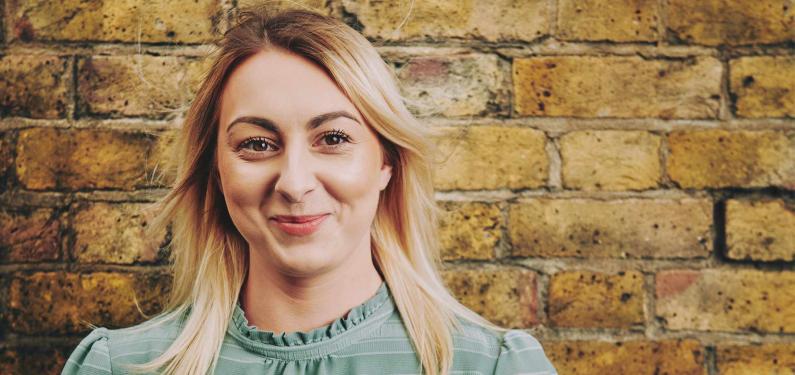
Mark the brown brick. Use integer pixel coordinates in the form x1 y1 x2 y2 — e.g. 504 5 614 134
438 201 500 261
726 199 795 262
0 55 70 119
15 127 161 190
656 269 795 333
560 130 662 191
717 343 795 375
342 0 549 42
442 266 538 328
0 209 60 262
9 0 220 43
557 0 659 42
730 56 795 118
78 55 207 117
147 128 180 187
549 271 645 328
433 126 548 190
0 345 69 375
545 339 706 375
72 202 166 264
0 132 15 185
509 198 712 258
513 56 721 118
665 0 795 46
7 271 170 335
667 130 795 189
394 54 509 117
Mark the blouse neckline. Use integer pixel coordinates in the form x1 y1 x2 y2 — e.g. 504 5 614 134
228 281 395 360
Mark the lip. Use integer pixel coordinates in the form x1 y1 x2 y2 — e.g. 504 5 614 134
269 214 329 236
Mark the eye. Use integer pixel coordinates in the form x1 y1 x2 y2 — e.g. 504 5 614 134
238 137 278 153
318 129 352 147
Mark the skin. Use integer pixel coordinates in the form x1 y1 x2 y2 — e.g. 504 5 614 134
216 47 392 333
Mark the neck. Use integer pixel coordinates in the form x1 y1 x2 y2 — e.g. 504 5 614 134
240 238 383 334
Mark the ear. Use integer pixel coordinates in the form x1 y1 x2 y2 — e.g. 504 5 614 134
378 161 392 191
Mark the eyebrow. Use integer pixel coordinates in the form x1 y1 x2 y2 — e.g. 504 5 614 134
226 110 361 134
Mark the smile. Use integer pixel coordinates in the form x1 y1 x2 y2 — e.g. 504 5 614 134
270 214 329 236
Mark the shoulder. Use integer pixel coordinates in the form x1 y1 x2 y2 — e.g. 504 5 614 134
62 315 184 374
450 320 557 374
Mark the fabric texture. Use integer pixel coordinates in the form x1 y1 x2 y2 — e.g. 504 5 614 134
62 281 558 374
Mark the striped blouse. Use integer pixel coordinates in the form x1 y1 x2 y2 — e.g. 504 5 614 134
62 281 558 374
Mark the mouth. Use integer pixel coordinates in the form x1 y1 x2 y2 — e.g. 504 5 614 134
269 214 329 236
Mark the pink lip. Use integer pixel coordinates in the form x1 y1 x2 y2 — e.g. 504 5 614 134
270 214 329 236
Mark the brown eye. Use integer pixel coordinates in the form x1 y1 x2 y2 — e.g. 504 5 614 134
239 138 277 152
320 129 351 147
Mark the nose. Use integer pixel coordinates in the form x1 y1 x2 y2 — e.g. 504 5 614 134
273 142 317 204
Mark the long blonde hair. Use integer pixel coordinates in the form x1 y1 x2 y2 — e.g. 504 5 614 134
135 5 507 375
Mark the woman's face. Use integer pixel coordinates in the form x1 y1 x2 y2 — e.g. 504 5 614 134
216 48 391 278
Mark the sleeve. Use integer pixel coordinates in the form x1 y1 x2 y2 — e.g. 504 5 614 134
493 330 557 375
61 328 113 375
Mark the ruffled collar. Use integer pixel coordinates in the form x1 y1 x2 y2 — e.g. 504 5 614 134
228 281 395 360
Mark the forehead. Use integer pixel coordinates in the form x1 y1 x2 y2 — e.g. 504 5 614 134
218 48 360 130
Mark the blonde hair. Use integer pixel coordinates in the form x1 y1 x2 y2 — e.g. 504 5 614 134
134 4 507 375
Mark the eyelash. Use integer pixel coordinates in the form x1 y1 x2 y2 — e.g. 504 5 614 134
236 129 353 155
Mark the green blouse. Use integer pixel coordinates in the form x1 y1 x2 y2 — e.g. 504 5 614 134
62 281 558 374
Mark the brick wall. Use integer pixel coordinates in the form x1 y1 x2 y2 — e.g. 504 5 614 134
1 0 793 373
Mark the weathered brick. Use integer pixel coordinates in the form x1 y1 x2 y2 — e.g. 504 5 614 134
509 198 712 258
560 130 662 191
545 339 705 375
549 271 645 328
667 130 795 189
72 202 166 264
0 55 70 119
341 0 549 42
442 266 538 328
0 209 60 262
238 0 329 14
9 0 220 43
717 343 795 375
78 55 208 117
0 345 69 375
15 127 161 190
393 54 509 117
730 56 795 118
433 126 548 190
438 201 500 261
7 271 170 335
656 269 795 333
665 0 795 46
0 132 15 187
513 56 721 118
557 0 659 42
726 199 795 262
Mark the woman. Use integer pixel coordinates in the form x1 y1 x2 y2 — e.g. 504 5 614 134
62 5 557 375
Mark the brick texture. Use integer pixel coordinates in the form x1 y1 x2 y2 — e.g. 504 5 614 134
557 0 659 42
0 209 61 262
725 199 795 262
549 271 645 328
545 339 706 375
438 201 501 261
0 55 70 119
716 343 795 375
730 56 795 118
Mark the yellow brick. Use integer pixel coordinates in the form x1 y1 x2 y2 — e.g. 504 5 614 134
665 0 795 46
7 272 170 334
549 271 645 328
509 198 712 258
545 339 706 375
667 130 795 189
726 199 795 262
557 0 659 42
513 56 721 118
342 0 549 41
438 201 500 261
72 202 166 264
15 128 161 190
560 130 661 191
442 266 538 328
730 56 795 118
717 343 795 375
238 0 329 14
0 55 70 119
433 126 548 190
656 269 795 333
9 0 220 43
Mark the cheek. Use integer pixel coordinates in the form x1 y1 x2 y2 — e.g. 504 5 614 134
320 152 383 201
218 156 275 209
